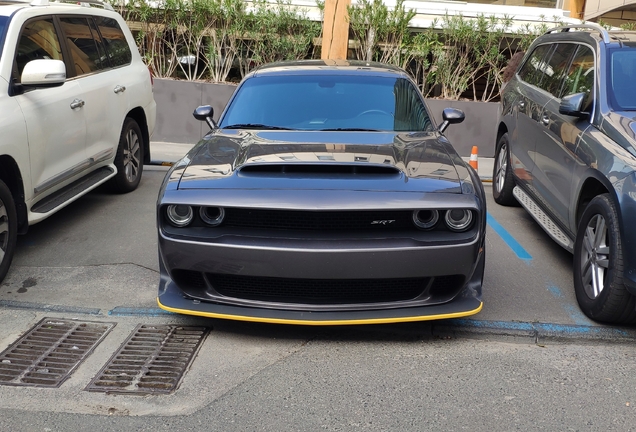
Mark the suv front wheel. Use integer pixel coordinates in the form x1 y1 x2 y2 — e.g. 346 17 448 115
112 118 144 193
573 194 636 324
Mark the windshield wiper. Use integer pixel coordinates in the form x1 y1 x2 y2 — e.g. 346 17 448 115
223 123 292 130
319 128 381 132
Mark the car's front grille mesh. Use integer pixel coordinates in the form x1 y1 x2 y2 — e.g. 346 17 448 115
223 209 414 231
207 273 427 304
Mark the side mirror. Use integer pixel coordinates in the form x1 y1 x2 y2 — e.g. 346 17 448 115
193 105 217 130
559 92 589 118
439 107 465 133
21 59 66 88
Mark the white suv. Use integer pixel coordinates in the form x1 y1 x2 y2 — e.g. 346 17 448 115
0 0 156 281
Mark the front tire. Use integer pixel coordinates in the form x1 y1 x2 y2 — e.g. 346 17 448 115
0 180 18 283
492 133 517 206
112 118 144 193
573 194 636 324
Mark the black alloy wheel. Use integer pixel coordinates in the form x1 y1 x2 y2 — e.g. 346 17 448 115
112 118 144 193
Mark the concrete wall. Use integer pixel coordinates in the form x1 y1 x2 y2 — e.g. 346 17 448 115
153 79 237 144
152 78 499 157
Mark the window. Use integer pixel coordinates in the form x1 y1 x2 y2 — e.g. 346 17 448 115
220 75 433 132
0 16 9 61
518 44 552 87
563 45 595 110
59 17 103 75
94 17 131 67
15 18 63 79
609 48 636 110
541 43 576 97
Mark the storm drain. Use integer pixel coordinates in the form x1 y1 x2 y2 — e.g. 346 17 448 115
0 318 115 388
85 324 208 395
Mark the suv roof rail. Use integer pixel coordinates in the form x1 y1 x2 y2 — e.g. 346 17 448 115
4 0 115 10
545 23 610 44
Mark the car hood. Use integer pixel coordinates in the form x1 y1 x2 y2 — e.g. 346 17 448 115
175 130 465 193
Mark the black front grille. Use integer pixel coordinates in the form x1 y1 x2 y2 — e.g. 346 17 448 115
208 273 427 304
223 209 414 231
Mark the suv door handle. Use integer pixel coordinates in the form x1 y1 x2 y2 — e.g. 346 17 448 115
541 115 550 125
70 99 85 109
114 85 126 94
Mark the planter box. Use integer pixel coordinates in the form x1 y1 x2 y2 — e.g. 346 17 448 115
152 78 498 157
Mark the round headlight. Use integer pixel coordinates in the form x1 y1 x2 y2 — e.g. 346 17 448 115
445 209 473 231
413 209 439 230
166 205 193 227
200 206 225 226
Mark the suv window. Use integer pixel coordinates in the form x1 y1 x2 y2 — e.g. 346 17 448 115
541 43 577 96
562 45 595 110
0 16 8 60
609 48 636 110
94 16 131 67
59 16 104 75
518 44 552 87
15 18 63 79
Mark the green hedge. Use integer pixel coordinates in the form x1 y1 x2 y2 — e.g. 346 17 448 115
119 0 560 100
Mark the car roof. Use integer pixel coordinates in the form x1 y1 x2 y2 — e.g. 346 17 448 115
0 0 114 17
250 60 409 78
537 25 636 48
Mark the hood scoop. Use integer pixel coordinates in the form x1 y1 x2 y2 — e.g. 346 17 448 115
238 163 401 177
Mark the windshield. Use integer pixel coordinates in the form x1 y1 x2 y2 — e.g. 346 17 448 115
609 48 636 110
0 16 8 61
219 74 433 132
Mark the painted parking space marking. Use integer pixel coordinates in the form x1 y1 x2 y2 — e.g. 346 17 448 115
546 285 591 326
486 213 532 261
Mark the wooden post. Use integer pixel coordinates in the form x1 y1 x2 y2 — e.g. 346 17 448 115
566 0 585 20
321 0 351 60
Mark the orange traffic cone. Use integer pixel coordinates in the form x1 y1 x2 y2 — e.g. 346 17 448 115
469 146 478 170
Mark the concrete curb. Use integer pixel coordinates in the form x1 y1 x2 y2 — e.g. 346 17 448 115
433 318 636 344
1 301 633 344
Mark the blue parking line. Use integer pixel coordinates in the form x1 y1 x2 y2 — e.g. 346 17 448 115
546 285 591 326
487 213 532 261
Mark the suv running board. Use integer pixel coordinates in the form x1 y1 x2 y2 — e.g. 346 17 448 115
513 186 574 252
32 167 115 214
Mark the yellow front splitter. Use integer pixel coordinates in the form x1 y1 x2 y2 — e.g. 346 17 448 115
157 295 482 326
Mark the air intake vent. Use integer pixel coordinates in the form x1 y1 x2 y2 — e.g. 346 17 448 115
239 164 400 176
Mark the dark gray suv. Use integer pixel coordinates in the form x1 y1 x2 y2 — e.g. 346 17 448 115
494 23 636 325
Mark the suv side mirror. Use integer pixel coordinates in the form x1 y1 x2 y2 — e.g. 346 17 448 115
559 92 589 118
193 105 217 130
439 107 465 133
21 59 66 88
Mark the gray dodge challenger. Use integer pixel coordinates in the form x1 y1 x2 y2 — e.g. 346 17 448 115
156 60 486 325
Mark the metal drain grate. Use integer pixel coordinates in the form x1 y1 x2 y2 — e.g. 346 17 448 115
85 325 208 395
0 318 115 388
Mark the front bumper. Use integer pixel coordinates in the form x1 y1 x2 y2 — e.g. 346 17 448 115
157 232 485 324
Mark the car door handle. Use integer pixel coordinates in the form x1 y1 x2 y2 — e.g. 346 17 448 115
541 115 550 125
114 85 126 94
70 99 85 109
